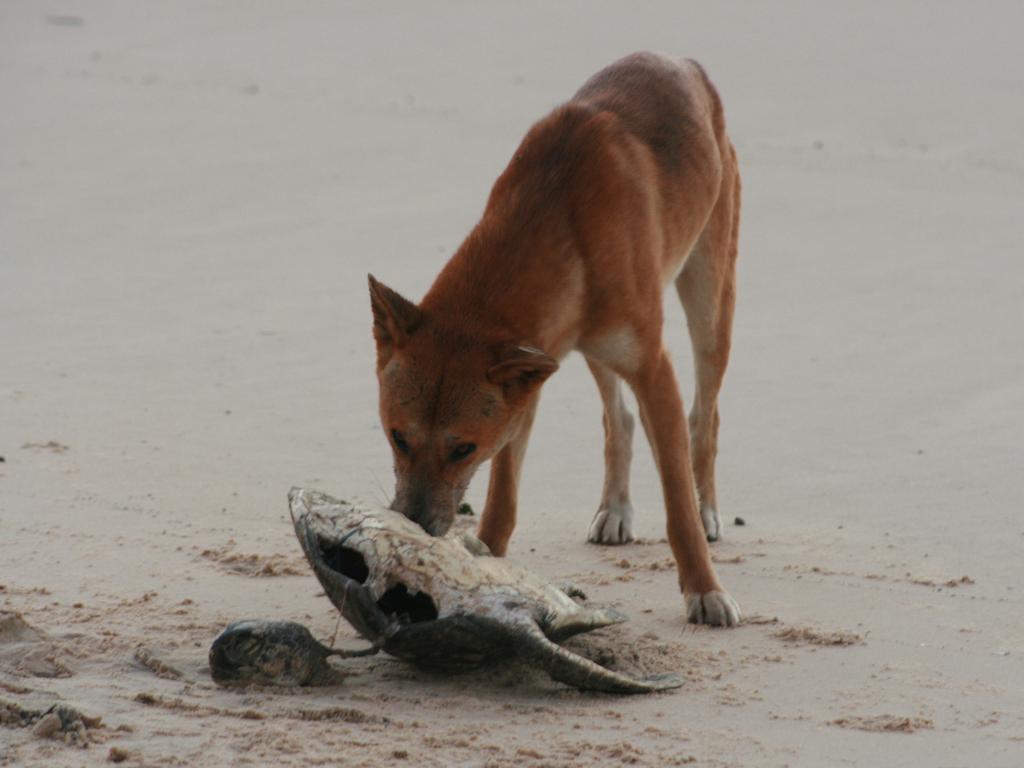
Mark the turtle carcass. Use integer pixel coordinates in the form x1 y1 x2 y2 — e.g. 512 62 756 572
290 487 681 694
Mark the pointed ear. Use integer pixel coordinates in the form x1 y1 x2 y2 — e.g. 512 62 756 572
487 344 558 399
368 275 421 361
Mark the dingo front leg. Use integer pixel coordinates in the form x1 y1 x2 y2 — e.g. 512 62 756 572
585 358 636 544
477 396 539 557
624 348 740 627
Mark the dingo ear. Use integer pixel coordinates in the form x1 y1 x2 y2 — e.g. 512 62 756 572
487 344 558 399
368 275 421 360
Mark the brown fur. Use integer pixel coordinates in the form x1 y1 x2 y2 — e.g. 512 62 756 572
369 53 742 625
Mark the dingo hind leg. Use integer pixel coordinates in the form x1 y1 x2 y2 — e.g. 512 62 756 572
675 143 741 542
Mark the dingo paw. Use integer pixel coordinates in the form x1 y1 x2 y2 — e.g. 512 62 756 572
700 504 722 542
587 502 635 544
459 532 493 557
686 590 741 627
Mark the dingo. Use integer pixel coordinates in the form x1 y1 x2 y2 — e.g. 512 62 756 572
369 52 741 626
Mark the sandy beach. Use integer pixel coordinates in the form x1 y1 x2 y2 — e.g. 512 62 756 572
2 2 1023 766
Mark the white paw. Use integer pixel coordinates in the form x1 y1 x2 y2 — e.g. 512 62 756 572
686 590 742 627
458 532 493 557
701 504 722 542
587 502 635 544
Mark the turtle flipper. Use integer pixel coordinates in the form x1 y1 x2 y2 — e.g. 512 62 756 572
326 640 385 658
546 605 628 641
517 621 682 694
557 582 587 600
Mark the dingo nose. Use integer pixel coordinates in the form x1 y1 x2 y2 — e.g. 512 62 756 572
402 491 433 532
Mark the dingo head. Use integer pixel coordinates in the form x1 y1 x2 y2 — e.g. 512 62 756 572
368 275 557 536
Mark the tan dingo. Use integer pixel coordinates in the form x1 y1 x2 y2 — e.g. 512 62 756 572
369 52 742 626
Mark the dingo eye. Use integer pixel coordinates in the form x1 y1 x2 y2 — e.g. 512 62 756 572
391 429 410 455
450 443 476 462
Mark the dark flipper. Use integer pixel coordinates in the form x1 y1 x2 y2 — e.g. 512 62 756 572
328 641 385 658
516 621 683 694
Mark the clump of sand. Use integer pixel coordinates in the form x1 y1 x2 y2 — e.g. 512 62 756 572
0 611 72 678
773 626 864 646
562 622 720 686
830 714 933 733
132 646 183 680
20 440 70 453
1 700 105 747
198 543 306 577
